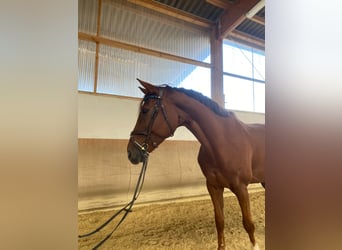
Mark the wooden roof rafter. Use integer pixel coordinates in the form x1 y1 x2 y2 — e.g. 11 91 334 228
128 0 214 28
205 0 234 10
248 15 264 26
217 0 261 39
78 32 212 68
228 30 264 50
128 0 265 49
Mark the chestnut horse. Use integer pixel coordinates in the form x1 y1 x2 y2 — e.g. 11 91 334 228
127 79 265 250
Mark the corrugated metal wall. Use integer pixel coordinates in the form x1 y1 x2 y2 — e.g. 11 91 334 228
78 40 96 92
96 44 206 96
78 0 98 34
78 0 211 97
100 0 210 61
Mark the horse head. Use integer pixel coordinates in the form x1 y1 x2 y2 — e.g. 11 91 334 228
127 79 177 164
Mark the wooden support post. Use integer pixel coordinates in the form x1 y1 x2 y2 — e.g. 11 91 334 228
93 0 102 93
210 28 225 107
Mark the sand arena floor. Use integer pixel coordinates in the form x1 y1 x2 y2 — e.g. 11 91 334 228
78 190 265 250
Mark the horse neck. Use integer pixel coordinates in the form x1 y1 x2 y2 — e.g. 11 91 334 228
171 92 238 146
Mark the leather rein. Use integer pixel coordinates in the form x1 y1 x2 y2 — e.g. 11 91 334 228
78 157 148 249
79 88 173 249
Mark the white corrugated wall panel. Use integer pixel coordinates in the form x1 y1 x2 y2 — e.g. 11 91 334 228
100 0 210 62
96 44 204 97
78 0 98 34
78 40 96 92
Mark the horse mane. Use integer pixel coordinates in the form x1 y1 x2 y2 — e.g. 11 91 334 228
167 86 234 117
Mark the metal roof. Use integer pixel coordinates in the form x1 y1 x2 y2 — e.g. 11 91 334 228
154 0 225 22
236 18 265 41
149 0 265 50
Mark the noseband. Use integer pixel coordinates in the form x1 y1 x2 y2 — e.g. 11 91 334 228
130 88 174 156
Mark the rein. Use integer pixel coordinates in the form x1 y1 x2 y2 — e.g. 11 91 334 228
79 89 173 249
78 155 149 249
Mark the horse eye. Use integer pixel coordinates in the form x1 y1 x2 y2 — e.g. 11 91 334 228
141 108 149 114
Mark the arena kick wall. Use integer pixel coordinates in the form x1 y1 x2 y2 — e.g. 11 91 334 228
78 92 265 211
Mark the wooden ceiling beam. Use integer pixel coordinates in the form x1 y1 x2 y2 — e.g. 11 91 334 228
206 0 233 10
248 15 265 26
78 32 212 68
128 0 214 28
218 0 260 39
228 30 264 49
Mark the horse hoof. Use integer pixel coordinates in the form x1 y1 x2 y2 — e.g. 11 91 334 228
252 243 260 250
217 244 227 250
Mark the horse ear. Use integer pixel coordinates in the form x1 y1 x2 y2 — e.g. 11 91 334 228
138 86 148 94
137 78 157 94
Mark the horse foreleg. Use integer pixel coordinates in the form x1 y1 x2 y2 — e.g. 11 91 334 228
206 181 226 250
232 184 259 250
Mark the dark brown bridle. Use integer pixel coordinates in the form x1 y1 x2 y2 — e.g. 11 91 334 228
129 88 174 157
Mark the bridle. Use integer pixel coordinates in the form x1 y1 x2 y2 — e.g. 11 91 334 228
130 88 174 157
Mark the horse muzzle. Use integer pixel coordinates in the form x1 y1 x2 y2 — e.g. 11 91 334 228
127 148 143 164
127 139 149 165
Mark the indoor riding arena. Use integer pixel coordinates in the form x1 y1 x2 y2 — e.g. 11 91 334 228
78 0 265 249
